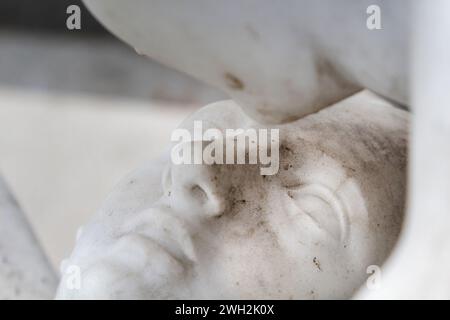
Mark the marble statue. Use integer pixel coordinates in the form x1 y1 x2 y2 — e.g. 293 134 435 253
82 0 410 123
56 91 409 299
56 0 450 298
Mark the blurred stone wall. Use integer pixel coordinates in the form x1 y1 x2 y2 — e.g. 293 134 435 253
0 0 108 36
0 0 225 104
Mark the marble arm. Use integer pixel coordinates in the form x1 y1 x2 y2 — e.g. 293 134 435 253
357 0 450 299
82 0 409 123
0 175 57 299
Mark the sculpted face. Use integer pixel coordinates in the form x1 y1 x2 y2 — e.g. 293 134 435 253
57 92 408 299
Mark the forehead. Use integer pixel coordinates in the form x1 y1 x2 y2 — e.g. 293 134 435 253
277 101 407 167
274 115 407 199
176 95 408 190
277 138 349 191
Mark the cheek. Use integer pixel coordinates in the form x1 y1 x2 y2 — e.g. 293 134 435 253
209 236 294 298
196 214 300 297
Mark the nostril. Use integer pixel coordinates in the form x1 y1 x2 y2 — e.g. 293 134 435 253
168 165 226 217
183 182 224 218
190 184 208 204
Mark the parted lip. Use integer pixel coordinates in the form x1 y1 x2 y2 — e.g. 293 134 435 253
121 207 197 264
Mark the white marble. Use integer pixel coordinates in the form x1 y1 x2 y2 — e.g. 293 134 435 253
75 0 450 299
83 0 410 122
0 87 196 268
0 176 57 299
357 0 450 299
0 30 223 105
57 91 408 299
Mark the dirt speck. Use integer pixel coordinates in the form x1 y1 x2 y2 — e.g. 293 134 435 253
313 257 322 271
224 73 244 90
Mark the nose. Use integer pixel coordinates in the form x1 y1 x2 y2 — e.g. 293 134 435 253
162 161 227 218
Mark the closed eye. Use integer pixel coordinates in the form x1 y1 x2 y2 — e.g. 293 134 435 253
287 184 348 242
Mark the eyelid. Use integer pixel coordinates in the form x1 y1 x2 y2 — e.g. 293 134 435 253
287 184 348 243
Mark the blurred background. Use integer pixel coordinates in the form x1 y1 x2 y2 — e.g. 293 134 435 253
0 0 225 269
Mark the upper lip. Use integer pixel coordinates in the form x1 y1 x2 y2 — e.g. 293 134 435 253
121 207 197 263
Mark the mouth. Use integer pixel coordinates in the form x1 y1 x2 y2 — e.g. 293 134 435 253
120 207 197 264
